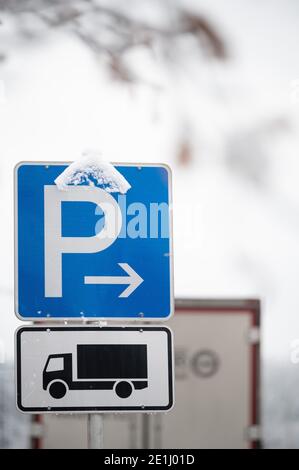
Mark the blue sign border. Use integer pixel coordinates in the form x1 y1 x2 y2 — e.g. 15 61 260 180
14 162 174 321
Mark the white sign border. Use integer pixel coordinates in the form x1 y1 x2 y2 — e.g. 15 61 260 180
15 325 174 414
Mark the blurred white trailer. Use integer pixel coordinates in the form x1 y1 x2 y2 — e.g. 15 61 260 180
149 299 261 449
35 299 260 449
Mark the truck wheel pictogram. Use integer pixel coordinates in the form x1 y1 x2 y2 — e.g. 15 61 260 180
115 381 133 398
49 381 68 399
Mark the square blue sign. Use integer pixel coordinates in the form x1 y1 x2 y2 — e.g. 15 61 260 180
15 162 173 320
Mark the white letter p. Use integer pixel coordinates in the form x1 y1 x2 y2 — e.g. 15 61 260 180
44 186 122 297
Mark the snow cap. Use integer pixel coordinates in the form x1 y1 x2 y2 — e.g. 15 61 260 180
54 150 131 194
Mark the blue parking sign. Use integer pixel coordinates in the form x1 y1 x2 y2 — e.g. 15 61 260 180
15 162 173 320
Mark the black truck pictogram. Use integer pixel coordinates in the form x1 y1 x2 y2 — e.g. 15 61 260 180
43 344 148 399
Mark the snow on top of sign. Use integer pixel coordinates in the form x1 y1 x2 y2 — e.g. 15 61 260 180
54 150 131 194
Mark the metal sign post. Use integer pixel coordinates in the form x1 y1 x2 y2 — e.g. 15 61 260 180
88 414 104 449
86 320 106 449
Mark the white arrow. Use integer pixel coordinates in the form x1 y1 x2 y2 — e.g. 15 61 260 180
84 263 144 298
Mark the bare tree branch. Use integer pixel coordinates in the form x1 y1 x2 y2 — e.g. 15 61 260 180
0 0 227 82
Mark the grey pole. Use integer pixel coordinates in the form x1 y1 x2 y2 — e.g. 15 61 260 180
88 414 104 449
142 414 150 449
87 320 106 449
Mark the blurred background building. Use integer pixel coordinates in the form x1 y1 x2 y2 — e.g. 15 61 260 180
1 0 299 448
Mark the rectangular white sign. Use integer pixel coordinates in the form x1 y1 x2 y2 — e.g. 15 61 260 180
16 326 174 413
